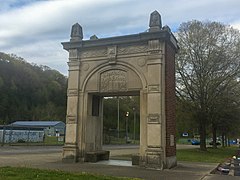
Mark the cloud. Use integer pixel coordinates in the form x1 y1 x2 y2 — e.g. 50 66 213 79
232 21 240 31
0 0 240 75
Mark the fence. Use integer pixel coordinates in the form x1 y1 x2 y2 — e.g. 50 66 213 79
103 129 140 145
0 125 65 146
0 126 138 146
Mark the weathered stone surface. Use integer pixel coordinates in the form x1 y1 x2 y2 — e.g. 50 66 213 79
85 151 110 163
100 70 127 92
70 23 83 41
149 10 162 32
132 154 140 165
62 11 178 169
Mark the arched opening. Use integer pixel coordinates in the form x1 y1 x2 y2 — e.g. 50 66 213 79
62 11 178 169
102 95 140 163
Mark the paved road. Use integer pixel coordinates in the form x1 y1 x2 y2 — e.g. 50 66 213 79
0 145 61 155
0 145 238 180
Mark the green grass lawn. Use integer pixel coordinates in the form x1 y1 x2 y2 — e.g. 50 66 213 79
0 167 139 180
44 136 64 145
177 146 238 163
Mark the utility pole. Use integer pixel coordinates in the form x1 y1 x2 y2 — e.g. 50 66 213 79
117 96 120 140
133 107 136 144
125 111 129 143
1 125 5 146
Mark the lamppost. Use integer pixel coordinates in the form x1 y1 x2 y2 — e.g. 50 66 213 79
125 111 129 143
133 107 136 144
117 96 120 140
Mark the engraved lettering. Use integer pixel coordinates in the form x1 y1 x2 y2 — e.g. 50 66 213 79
100 70 127 92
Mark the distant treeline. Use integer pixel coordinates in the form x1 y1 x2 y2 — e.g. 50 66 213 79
0 52 67 124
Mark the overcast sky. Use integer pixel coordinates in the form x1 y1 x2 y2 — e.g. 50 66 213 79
1 0 240 75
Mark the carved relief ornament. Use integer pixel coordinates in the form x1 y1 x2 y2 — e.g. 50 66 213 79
148 40 160 53
118 45 148 55
80 48 107 58
107 46 117 64
100 70 127 92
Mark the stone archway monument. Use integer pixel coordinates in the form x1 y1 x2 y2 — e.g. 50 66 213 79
62 11 178 169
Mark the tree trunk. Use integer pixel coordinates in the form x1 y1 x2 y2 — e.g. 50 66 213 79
200 120 207 151
221 133 225 147
212 123 217 149
225 135 229 147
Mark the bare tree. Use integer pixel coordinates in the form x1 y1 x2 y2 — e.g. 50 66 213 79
176 20 240 150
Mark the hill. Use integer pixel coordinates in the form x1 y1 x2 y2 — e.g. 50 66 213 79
0 52 67 124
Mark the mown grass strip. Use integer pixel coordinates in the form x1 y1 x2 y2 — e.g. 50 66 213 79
177 146 238 163
0 166 140 180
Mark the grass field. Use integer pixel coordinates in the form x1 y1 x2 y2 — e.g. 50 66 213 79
44 136 64 145
177 146 238 163
0 167 139 180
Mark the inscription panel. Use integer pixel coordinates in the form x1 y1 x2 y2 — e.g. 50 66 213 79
148 85 160 92
148 113 161 123
67 89 78 97
100 70 127 92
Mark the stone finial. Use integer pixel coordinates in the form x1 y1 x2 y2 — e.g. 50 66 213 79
70 23 83 41
90 35 98 40
149 10 162 32
162 25 171 33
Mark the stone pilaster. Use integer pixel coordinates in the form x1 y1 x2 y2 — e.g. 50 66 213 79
62 48 81 163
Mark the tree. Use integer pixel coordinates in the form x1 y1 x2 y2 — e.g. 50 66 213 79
176 97 197 138
213 82 240 147
103 96 140 140
0 52 67 123
176 20 240 150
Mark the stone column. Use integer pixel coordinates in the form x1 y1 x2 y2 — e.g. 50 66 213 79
62 23 83 162
62 48 81 162
144 39 165 169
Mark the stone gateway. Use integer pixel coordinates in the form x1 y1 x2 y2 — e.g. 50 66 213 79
62 11 178 169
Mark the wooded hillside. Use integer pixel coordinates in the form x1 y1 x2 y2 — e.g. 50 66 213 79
0 52 67 124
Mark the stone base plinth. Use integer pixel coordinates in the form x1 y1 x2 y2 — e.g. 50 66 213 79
62 145 78 163
85 150 110 162
166 156 177 169
139 150 164 169
132 154 140 165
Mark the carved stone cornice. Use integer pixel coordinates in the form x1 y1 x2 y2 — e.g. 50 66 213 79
67 61 81 67
146 146 163 152
62 30 178 50
67 61 81 71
